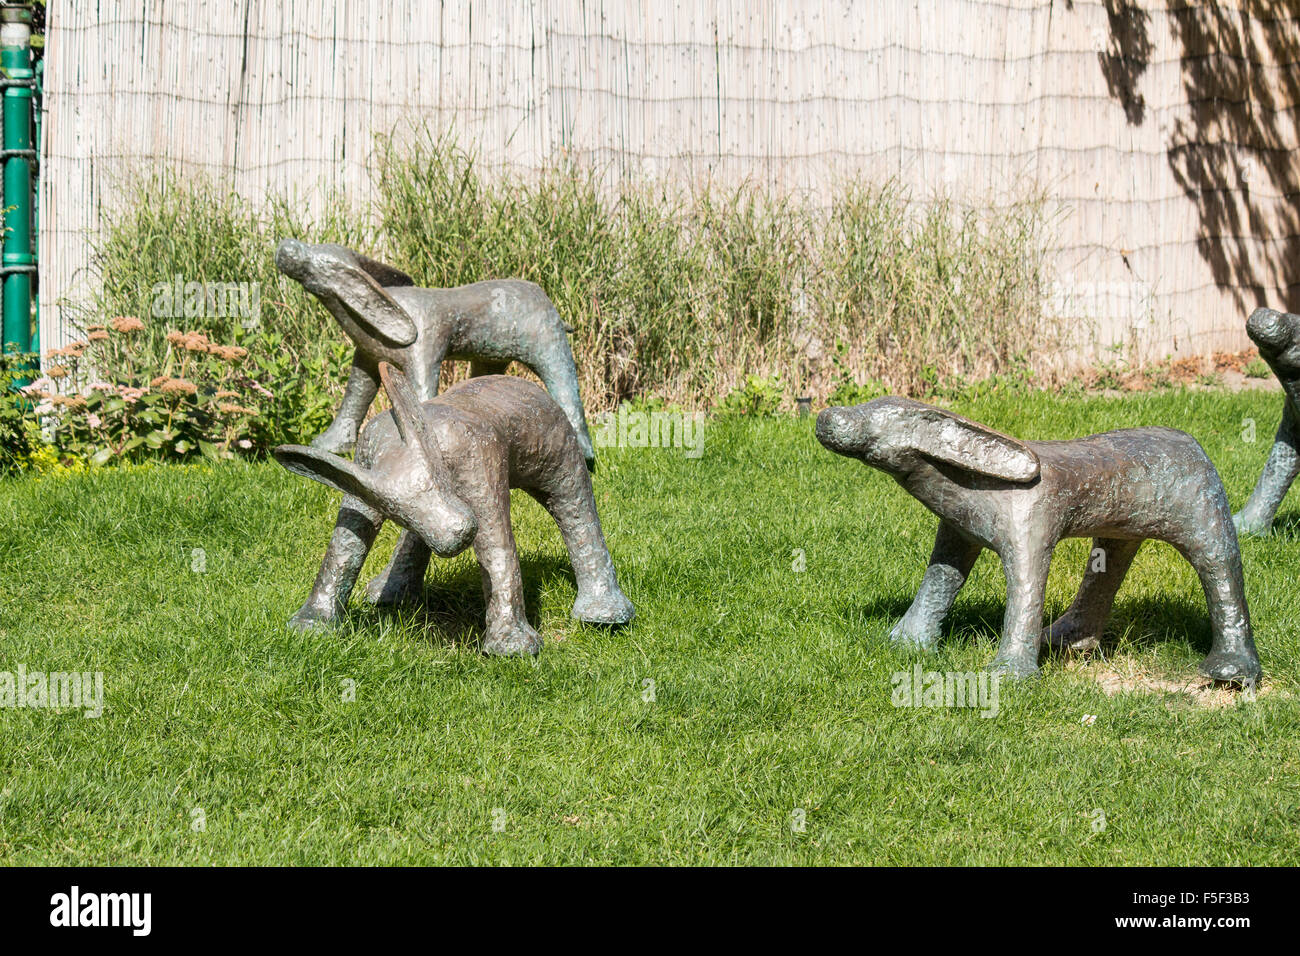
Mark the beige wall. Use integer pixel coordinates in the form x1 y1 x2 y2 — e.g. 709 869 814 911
40 0 1299 362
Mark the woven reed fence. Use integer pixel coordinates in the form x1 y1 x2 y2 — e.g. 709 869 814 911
38 0 1300 364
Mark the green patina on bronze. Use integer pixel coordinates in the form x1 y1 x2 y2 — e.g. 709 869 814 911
275 238 596 469
1235 307 1300 537
817 397 1260 683
275 364 632 657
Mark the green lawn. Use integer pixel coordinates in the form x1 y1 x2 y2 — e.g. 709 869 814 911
1 388 1298 865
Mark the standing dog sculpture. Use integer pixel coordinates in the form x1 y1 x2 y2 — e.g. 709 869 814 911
274 363 633 656
1235 307 1300 536
275 239 597 468
816 397 1260 682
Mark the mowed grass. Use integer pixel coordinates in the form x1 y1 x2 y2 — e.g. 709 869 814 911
1 388 1298 865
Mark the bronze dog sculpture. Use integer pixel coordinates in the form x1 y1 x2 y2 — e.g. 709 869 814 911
274 363 633 656
1235 307 1300 536
275 239 597 468
817 397 1260 682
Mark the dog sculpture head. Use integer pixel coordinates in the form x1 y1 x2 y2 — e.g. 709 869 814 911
275 238 420 350
816 396 1041 484
1246 308 1300 403
274 362 478 558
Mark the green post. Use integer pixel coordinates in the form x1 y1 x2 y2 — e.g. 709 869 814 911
30 53 38 354
1 3 35 381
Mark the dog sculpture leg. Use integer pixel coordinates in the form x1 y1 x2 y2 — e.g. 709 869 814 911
314 361 381 455
890 521 983 649
405 354 440 402
991 541 1055 677
364 344 447 603
1236 402 1300 536
462 463 541 657
364 532 432 607
1172 538 1260 682
1045 537 1143 652
289 496 384 630
526 326 597 469
530 472 634 626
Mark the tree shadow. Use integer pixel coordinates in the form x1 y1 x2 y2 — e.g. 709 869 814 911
1097 0 1154 125
1082 1 1300 312
347 552 576 650
1166 2 1300 311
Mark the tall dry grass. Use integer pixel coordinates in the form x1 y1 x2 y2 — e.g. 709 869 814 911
82 130 1058 414
374 130 1057 406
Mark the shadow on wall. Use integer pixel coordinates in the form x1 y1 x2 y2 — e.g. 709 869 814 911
1069 0 1300 312
1095 0 1154 124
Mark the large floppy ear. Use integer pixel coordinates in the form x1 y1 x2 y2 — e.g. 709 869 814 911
273 444 383 504
908 405 1040 483
378 362 441 468
324 258 420 349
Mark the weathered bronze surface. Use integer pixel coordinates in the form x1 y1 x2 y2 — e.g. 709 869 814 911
1235 307 1300 536
275 239 596 467
274 363 633 656
817 397 1260 682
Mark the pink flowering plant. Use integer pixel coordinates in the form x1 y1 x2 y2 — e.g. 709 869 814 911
23 316 270 466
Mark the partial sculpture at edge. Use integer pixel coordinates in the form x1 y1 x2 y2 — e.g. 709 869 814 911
816 397 1261 682
1235 307 1300 536
274 362 633 656
275 239 597 468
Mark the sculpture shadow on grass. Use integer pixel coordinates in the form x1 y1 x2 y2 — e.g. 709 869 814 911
1268 512 1300 538
853 593 1219 661
854 594 1004 650
1086 595 1217 659
346 552 577 651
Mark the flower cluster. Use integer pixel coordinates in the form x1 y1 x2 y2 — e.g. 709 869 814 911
165 329 249 364
21 316 271 467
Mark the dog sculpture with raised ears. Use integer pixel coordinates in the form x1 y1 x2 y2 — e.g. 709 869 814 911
816 397 1260 682
273 363 633 656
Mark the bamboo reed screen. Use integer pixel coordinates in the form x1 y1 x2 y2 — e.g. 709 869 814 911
38 0 1300 362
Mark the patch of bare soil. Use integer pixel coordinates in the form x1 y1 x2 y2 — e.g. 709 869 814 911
1081 348 1282 396
1062 657 1271 710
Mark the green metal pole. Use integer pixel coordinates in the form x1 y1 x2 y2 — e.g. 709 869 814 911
1 3 35 382
30 52 38 355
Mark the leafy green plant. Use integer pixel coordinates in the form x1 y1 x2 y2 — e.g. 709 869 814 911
827 379 887 406
1143 366 1174 390
923 353 1038 402
25 317 266 466
79 176 365 444
237 328 352 448
826 341 887 406
1 348 40 475
1089 360 1127 392
717 375 785 417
